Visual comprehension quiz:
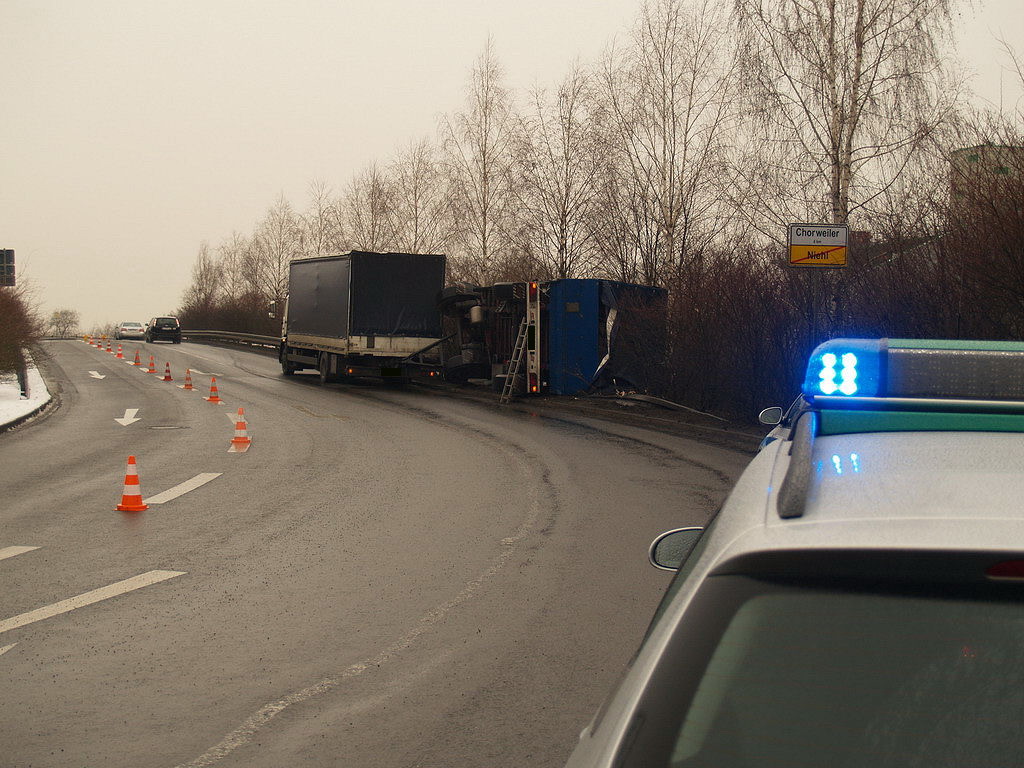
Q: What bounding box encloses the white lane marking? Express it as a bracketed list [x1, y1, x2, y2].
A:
[115, 408, 141, 426]
[0, 546, 39, 562]
[189, 369, 221, 377]
[0, 570, 186, 635]
[0, 643, 16, 656]
[88, 371, 106, 379]
[144, 473, 221, 504]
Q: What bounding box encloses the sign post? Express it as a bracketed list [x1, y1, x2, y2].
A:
[0, 250, 14, 287]
[788, 225, 848, 268]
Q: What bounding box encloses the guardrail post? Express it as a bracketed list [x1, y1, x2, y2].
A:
[17, 364, 29, 398]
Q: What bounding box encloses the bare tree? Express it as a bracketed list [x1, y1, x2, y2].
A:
[596, 0, 737, 285]
[48, 309, 80, 338]
[442, 38, 518, 283]
[343, 164, 392, 252]
[514, 66, 600, 279]
[249, 195, 303, 309]
[732, 0, 962, 229]
[302, 179, 346, 257]
[179, 242, 222, 326]
[588, 152, 665, 285]
[216, 231, 251, 302]
[386, 139, 451, 254]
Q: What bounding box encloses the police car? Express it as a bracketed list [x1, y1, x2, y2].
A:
[565, 338, 1024, 767]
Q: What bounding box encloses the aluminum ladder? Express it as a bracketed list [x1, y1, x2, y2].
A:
[500, 319, 528, 405]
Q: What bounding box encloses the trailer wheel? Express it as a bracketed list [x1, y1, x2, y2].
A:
[318, 353, 332, 384]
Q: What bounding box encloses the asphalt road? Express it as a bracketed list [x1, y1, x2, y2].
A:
[0, 340, 752, 768]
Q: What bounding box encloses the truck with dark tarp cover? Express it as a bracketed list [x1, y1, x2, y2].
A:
[279, 251, 446, 383]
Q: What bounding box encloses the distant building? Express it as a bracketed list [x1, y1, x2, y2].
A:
[950, 144, 1023, 202]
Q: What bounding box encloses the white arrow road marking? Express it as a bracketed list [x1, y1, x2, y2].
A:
[0, 643, 17, 656]
[88, 371, 106, 379]
[115, 408, 141, 426]
[144, 473, 221, 504]
[0, 546, 39, 562]
[0, 570, 186, 635]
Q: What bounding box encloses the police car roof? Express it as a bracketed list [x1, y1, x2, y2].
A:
[712, 338, 1024, 562]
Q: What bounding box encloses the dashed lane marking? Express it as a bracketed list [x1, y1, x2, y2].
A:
[0, 570, 186, 635]
[0, 546, 39, 562]
[144, 473, 222, 505]
[0, 643, 16, 656]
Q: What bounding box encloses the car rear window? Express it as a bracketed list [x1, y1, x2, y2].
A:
[154, 318, 179, 328]
[622, 574, 1024, 767]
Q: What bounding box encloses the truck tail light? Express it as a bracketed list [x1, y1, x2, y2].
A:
[529, 373, 539, 393]
[986, 561, 1024, 580]
[528, 281, 538, 300]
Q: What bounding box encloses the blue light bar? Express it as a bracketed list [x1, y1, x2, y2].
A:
[802, 338, 1024, 404]
[803, 339, 884, 398]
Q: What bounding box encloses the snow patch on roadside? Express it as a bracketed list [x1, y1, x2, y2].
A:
[0, 360, 51, 428]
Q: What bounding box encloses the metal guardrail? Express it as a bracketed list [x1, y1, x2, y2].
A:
[180, 330, 279, 351]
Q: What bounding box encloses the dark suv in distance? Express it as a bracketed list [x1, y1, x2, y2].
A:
[146, 316, 182, 343]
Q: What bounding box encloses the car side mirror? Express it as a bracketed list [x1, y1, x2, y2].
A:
[758, 406, 784, 426]
[648, 527, 704, 571]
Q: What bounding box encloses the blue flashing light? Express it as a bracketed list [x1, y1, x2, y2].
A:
[803, 339, 884, 398]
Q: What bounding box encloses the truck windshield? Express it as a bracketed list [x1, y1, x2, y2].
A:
[625, 576, 1024, 767]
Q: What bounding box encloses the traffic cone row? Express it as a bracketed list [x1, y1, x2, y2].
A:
[115, 405, 252, 509]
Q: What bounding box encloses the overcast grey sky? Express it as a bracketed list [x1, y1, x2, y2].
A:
[2, 0, 1021, 331]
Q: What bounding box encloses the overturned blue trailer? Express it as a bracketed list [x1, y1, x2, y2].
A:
[439, 278, 667, 396]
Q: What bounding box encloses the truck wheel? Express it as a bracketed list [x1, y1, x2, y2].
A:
[280, 347, 295, 376]
[318, 353, 332, 384]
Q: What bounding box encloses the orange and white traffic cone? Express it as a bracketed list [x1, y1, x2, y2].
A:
[205, 376, 223, 403]
[116, 344, 124, 359]
[228, 408, 251, 452]
[106, 340, 113, 353]
[132, 349, 142, 366]
[179, 368, 194, 390]
[115, 455, 148, 512]
[161, 362, 173, 382]
[147, 355, 157, 374]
